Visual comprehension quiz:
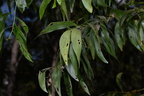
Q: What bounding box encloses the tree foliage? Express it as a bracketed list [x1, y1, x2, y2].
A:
[1, 0, 144, 96]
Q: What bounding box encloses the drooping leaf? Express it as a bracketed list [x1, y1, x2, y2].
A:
[116, 72, 123, 91]
[60, 30, 71, 65]
[39, 0, 51, 19]
[61, 0, 68, 20]
[90, 30, 108, 63]
[82, 46, 94, 80]
[82, 0, 93, 13]
[101, 24, 117, 58]
[52, 0, 57, 8]
[68, 0, 75, 13]
[17, 17, 29, 35]
[38, 70, 48, 93]
[15, 0, 27, 11]
[114, 22, 126, 51]
[66, 63, 79, 81]
[78, 75, 90, 95]
[63, 72, 73, 96]
[0, 13, 9, 52]
[52, 62, 62, 96]
[39, 21, 77, 36]
[69, 44, 78, 75]
[128, 26, 142, 51]
[13, 24, 33, 62]
[71, 28, 82, 64]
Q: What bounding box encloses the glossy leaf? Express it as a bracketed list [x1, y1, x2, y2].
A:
[39, 0, 51, 19]
[39, 21, 77, 36]
[66, 63, 79, 81]
[38, 70, 48, 93]
[13, 24, 33, 62]
[82, 0, 93, 13]
[15, 0, 27, 11]
[52, 62, 62, 96]
[91, 30, 108, 63]
[63, 72, 73, 96]
[69, 44, 78, 75]
[17, 18, 29, 35]
[0, 13, 9, 52]
[71, 28, 82, 64]
[116, 72, 123, 91]
[60, 30, 71, 65]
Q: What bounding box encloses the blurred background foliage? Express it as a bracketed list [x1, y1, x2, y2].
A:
[0, 0, 144, 96]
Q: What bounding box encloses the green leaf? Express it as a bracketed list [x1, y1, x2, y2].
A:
[68, 0, 75, 13]
[101, 24, 117, 58]
[78, 75, 90, 95]
[0, 13, 9, 52]
[17, 18, 29, 35]
[15, 0, 27, 11]
[71, 28, 82, 64]
[60, 30, 71, 65]
[13, 24, 33, 62]
[110, 9, 126, 20]
[26, 0, 33, 7]
[114, 22, 125, 51]
[52, 0, 57, 8]
[82, 0, 93, 13]
[63, 72, 73, 96]
[52, 62, 62, 96]
[39, 21, 77, 36]
[66, 63, 79, 81]
[38, 70, 48, 93]
[39, 0, 51, 19]
[69, 44, 78, 75]
[61, 0, 68, 20]
[116, 72, 123, 91]
[85, 33, 95, 59]
[57, 0, 62, 5]
[128, 26, 142, 51]
[96, 0, 107, 7]
[90, 30, 108, 63]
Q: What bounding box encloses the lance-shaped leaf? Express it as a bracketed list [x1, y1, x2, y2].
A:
[13, 24, 33, 62]
[91, 30, 108, 63]
[39, 21, 77, 36]
[116, 72, 123, 91]
[69, 44, 78, 75]
[63, 72, 73, 96]
[69, 0, 75, 13]
[57, 0, 62, 5]
[82, 0, 93, 13]
[71, 28, 82, 64]
[128, 26, 142, 51]
[15, 0, 27, 11]
[61, 0, 68, 20]
[17, 18, 29, 35]
[38, 70, 48, 93]
[52, 62, 62, 96]
[96, 0, 107, 7]
[60, 30, 71, 65]
[39, 0, 51, 19]
[66, 63, 79, 81]
[0, 13, 9, 52]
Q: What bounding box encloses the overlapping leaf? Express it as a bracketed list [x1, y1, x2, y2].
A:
[13, 24, 33, 62]
[60, 30, 71, 65]
[15, 0, 27, 11]
[39, 21, 77, 36]
[71, 28, 82, 64]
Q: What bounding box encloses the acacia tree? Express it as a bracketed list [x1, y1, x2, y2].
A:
[1, 0, 144, 96]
